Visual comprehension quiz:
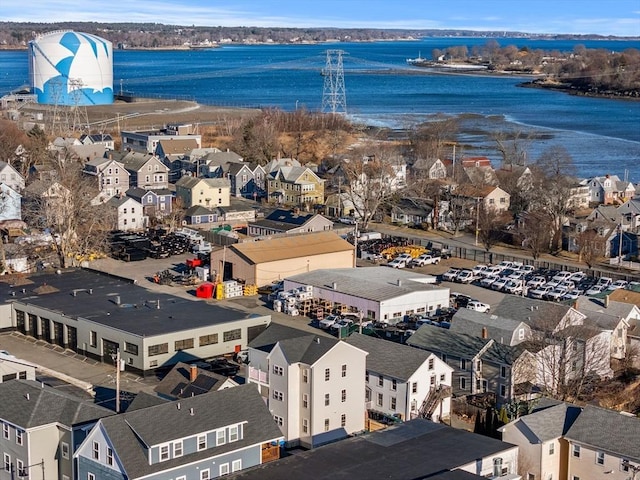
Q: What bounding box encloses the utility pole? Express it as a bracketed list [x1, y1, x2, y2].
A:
[353, 220, 359, 268]
[618, 223, 623, 270]
[475, 197, 481, 247]
[111, 349, 122, 413]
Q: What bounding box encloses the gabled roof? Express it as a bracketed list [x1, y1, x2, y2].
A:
[345, 333, 440, 381]
[249, 323, 321, 353]
[230, 231, 353, 264]
[120, 152, 164, 172]
[455, 183, 506, 199]
[264, 157, 300, 173]
[505, 402, 581, 442]
[106, 196, 141, 209]
[575, 296, 638, 330]
[0, 379, 112, 428]
[156, 138, 200, 155]
[176, 176, 229, 189]
[98, 384, 283, 479]
[154, 362, 236, 399]
[227, 162, 252, 176]
[275, 335, 342, 365]
[450, 309, 527, 343]
[125, 391, 168, 412]
[184, 205, 216, 217]
[565, 405, 640, 461]
[264, 208, 315, 226]
[492, 296, 578, 329]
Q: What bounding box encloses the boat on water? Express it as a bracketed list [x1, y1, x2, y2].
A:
[406, 52, 427, 65]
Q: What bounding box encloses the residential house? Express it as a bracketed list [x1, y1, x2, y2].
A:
[461, 157, 493, 168]
[82, 157, 130, 200]
[154, 362, 238, 401]
[0, 352, 36, 383]
[199, 150, 245, 178]
[0, 161, 25, 192]
[575, 295, 640, 360]
[125, 187, 173, 218]
[121, 124, 202, 154]
[22, 179, 71, 227]
[156, 138, 203, 181]
[618, 197, 640, 234]
[0, 379, 112, 480]
[246, 326, 367, 448]
[565, 405, 640, 480]
[266, 165, 325, 207]
[247, 208, 333, 237]
[345, 333, 453, 423]
[175, 176, 230, 208]
[0, 184, 21, 222]
[462, 165, 499, 186]
[410, 157, 448, 180]
[455, 184, 511, 213]
[80, 133, 115, 151]
[227, 162, 266, 199]
[75, 385, 284, 479]
[118, 151, 169, 190]
[106, 196, 145, 231]
[568, 182, 591, 211]
[264, 157, 300, 173]
[407, 325, 526, 405]
[499, 401, 582, 480]
[390, 197, 434, 227]
[609, 289, 640, 368]
[230, 419, 520, 480]
[583, 174, 636, 205]
[450, 309, 532, 347]
[183, 205, 222, 227]
[324, 192, 358, 218]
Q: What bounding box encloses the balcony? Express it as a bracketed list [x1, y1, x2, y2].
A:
[261, 443, 281, 463]
[248, 366, 269, 384]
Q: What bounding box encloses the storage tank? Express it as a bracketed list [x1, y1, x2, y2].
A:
[28, 30, 113, 106]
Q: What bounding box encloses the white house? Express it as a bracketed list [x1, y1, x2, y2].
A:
[345, 333, 453, 423]
[0, 161, 25, 192]
[0, 183, 21, 221]
[0, 351, 37, 383]
[106, 196, 145, 231]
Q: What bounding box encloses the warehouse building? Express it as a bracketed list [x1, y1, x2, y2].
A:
[0, 269, 270, 375]
[209, 231, 355, 286]
[283, 267, 449, 324]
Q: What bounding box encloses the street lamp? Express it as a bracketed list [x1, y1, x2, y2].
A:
[475, 197, 481, 247]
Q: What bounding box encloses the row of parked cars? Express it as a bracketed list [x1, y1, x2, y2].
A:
[386, 252, 442, 269]
[441, 261, 637, 302]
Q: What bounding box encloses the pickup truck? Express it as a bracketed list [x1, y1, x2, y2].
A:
[410, 254, 441, 267]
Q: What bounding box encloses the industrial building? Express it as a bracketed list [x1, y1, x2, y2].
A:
[28, 31, 113, 105]
[209, 231, 355, 286]
[0, 269, 270, 375]
[283, 267, 449, 323]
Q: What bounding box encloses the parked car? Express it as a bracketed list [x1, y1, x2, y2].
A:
[607, 279, 628, 290]
[503, 280, 524, 295]
[526, 276, 547, 289]
[596, 277, 613, 288]
[472, 264, 489, 277]
[442, 268, 461, 281]
[319, 314, 341, 329]
[339, 217, 357, 225]
[569, 271, 587, 283]
[491, 277, 509, 291]
[480, 275, 500, 288]
[467, 301, 491, 313]
[552, 271, 573, 283]
[529, 285, 554, 299]
[518, 265, 535, 275]
[395, 253, 414, 263]
[585, 284, 606, 296]
[387, 258, 407, 269]
[455, 269, 476, 284]
[546, 287, 569, 302]
[411, 253, 441, 266]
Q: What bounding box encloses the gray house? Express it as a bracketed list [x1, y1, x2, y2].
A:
[248, 208, 333, 237]
[450, 309, 532, 346]
[0, 379, 112, 480]
[75, 385, 284, 479]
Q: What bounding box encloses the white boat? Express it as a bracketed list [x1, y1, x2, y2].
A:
[406, 52, 426, 65]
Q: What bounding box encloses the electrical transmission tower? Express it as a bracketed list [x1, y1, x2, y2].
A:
[322, 50, 347, 115]
[68, 78, 89, 134]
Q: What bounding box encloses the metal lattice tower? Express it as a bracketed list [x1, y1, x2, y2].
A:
[322, 50, 347, 115]
[68, 78, 89, 134]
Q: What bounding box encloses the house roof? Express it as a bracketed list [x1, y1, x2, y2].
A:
[176, 176, 229, 189]
[507, 402, 581, 443]
[0, 379, 112, 428]
[565, 405, 640, 461]
[492, 296, 577, 329]
[185, 205, 216, 217]
[157, 138, 200, 155]
[608, 289, 640, 308]
[450, 309, 526, 344]
[248, 323, 321, 353]
[99, 384, 282, 479]
[275, 335, 342, 365]
[455, 183, 505, 199]
[121, 152, 163, 172]
[227, 419, 516, 480]
[285, 267, 445, 303]
[575, 296, 637, 330]
[250, 209, 330, 232]
[106, 195, 140, 209]
[230, 231, 353, 264]
[345, 333, 437, 381]
[154, 362, 234, 399]
[407, 325, 521, 365]
[125, 391, 168, 412]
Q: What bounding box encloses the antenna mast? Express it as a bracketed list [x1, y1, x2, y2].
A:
[322, 50, 347, 115]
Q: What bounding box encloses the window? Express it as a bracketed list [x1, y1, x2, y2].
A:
[232, 459, 242, 472]
[92, 441, 100, 460]
[88, 474, 95, 480]
[390, 397, 396, 410]
[303, 369, 308, 383]
[325, 393, 330, 406]
[273, 390, 283, 401]
[596, 451, 605, 465]
[324, 419, 330, 431]
[341, 414, 346, 427]
[549, 442, 554, 455]
[173, 441, 183, 458]
[303, 418, 308, 433]
[272, 365, 283, 376]
[198, 434, 207, 451]
[572, 444, 581, 457]
[325, 368, 330, 381]
[501, 365, 507, 378]
[274, 415, 283, 426]
[2, 423, 9, 440]
[365, 372, 369, 383]
[460, 377, 467, 390]
[90, 331, 97, 347]
[148, 343, 168, 356]
[160, 445, 169, 461]
[572, 477, 580, 480]
[201, 469, 210, 480]
[223, 329, 241, 341]
[492, 458, 503, 477]
[17, 460, 24, 477]
[341, 389, 347, 402]
[391, 379, 397, 391]
[519, 329, 525, 340]
[460, 359, 467, 370]
[378, 375, 384, 387]
[475, 360, 482, 371]
[500, 384, 507, 397]
[622, 459, 631, 472]
[3, 453, 10, 472]
[124, 342, 138, 355]
[175, 338, 194, 351]
[342, 364, 347, 377]
[440, 374, 445, 382]
[412, 382, 418, 393]
[377, 393, 383, 406]
[219, 463, 230, 476]
[528, 475, 536, 480]
[62, 442, 70, 459]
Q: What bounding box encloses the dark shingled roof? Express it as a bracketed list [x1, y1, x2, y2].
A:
[0, 380, 112, 428]
[345, 333, 434, 381]
[154, 362, 233, 399]
[276, 335, 340, 365]
[125, 391, 168, 412]
[228, 419, 516, 480]
[565, 405, 640, 461]
[510, 402, 581, 442]
[492, 296, 576, 328]
[101, 384, 283, 479]
[248, 323, 323, 353]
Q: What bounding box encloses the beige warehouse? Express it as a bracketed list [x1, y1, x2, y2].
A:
[209, 231, 355, 286]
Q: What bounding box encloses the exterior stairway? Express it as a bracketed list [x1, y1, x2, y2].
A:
[418, 385, 452, 419]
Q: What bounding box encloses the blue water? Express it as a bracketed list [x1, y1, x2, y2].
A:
[1, 37, 639, 181]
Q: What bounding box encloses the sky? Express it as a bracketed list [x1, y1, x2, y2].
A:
[2, 0, 640, 37]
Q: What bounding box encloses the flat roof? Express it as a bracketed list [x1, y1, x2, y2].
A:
[285, 267, 446, 303]
[1, 269, 267, 337]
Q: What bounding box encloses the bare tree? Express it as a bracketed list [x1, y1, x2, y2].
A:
[575, 228, 606, 268]
[517, 211, 552, 260]
[492, 129, 532, 168]
[477, 205, 510, 251]
[408, 117, 458, 162]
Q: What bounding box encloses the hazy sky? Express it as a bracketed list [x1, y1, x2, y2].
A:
[3, 0, 640, 37]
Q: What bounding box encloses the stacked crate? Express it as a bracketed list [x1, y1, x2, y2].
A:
[243, 284, 258, 296]
[223, 280, 244, 299]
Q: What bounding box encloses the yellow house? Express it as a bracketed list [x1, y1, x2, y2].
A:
[175, 176, 230, 208]
[267, 166, 325, 207]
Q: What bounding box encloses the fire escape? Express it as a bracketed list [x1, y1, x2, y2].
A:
[417, 385, 452, 419]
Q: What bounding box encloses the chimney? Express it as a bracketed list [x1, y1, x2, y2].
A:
[332, 282, 337, 290]
[25, 393, 30, 400]
[177, 402, 181, 410]
[315, 337, 320, 344]
[190, 365, 198, 382]
[604, 295, 610, 308]
[397, 279, 402, 287]
[481, 327, 488, 339]
[115, 295, 121, 305]
[189, 408, 194, 416]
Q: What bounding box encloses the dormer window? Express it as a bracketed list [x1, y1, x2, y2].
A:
[217, 429, 226, 445]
